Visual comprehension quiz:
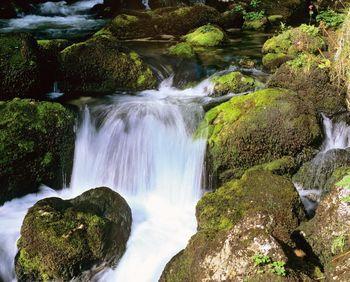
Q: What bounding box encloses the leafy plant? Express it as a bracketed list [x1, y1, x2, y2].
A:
[270, 261, 287, 276]
[244, 11, 265, 21]
[299, 24, 320, 36]
[252, 253, 287, 277]
[252, 253, 271, 266]
[250, 0, 261, 9]
[336, 174, 350, 202]
[316, 9, 345, 28]
[233, 4, 245, 14]
[331, 235, 346, 254]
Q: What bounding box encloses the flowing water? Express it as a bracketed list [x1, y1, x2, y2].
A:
[295, 114, 350, 214]
[0, 78, 211, 282]
[0, 0, 105, 38]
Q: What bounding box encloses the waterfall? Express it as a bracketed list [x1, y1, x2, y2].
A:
[295, 114, 350, 214]
[0, 78, 208, 281]
[142, 0, 150, 10]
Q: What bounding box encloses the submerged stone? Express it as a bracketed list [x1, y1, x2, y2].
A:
[15, 187, 132, 281]
[0, 99, 75, 205]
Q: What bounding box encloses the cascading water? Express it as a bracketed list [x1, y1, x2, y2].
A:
[0, 77, 210, 282]
[295, 114, 350, 214]
[0, 0, 105, 38]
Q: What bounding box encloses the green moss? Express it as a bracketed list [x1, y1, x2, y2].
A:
[268, 15, 284, 24]
[182, 24, 226, 47]
[196, 170, 304, 239]
[211, 71, 262, 97]
[0, 99, 75, 204]
[262, 24, 325, 59]
[112, 14, 138, 28]
[16, 188, 132, 281]
[59, 36, 157, 94]
[0, 33, 47, 99]
[198, 88, 321, 184]
[17, 249, 50, 281]
[243, 18, 267, 30]
[168, 42, 195, 59]
[262, 52, 289, 70]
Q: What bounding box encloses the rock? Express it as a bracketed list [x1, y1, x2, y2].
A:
[99, 4, 220, 39]
[243, 17, 269, 31]
[182, 24, 226, 47]
[15, 187, 132, 281]
[210, 71, 262, 97]
[197, 88, 322, 186]
[262, 52, 292, 70]
[0, 99, 75, 205]
[297, 173, 350, 280]
[267, 54, 347, 116]
[168, 42, 196, 59]
[262, 24, 326, 70]
[0, 0, 33, 19]
[59, 35, 157, 95]
[293, 148, 350, 193]
[0, 33, 49, 100]
[160, 171, 305, 282]
[216, 9, 244, 29]
[38, 39, 71, 84]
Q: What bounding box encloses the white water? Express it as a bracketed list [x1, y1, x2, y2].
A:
[321, 114, 350, 152]
[0, 0, 104, 37]
[295, 114, 350, 213]
[0, 78, 209, 282]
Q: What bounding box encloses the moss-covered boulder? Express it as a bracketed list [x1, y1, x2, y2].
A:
[160, 171, 305, 281]
[182, 24, 226, 47]
[59, 35, 157, 95]
[100, 4, 220, 40]
[243, 17, 268, 31]
[0, 99, 75, 205]
[262, 25, 326, 70]
[198, 88, 322, 186]
[168, 42, 196, 59]
[210, 71, 262, 97]
[297, 174, 350, 280]
[268, 54, 346, 115]
[15, 187, 132, 281]
[0, 33, 49, 100]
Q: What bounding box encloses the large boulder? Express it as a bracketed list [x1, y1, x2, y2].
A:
[59, 35, 157, 95]
[160, 171, 306, 281]
[297, 173, 350, 280]
[198, 88, 322, 187]
[262, 24, 326, 71]
[15, 187, 132, 281]
[267, 54, 346, 116]
[99, 4, 220, 39]
[0, 99, 75, 205]
[0, 33, 49, 100]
